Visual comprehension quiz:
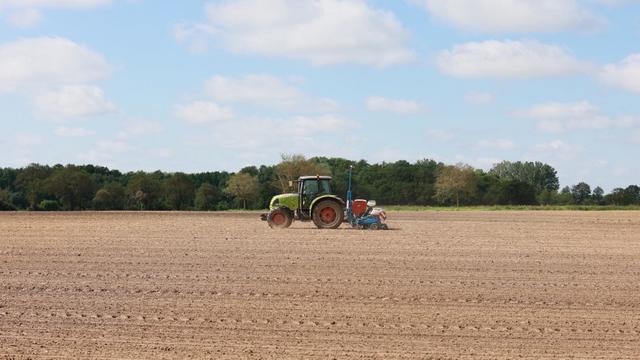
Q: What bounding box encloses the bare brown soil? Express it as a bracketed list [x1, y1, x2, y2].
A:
[1, 211, 639, 359]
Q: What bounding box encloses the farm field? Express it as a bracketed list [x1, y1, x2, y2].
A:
[1, 211, 640, 359]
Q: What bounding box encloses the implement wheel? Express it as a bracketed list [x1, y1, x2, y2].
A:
[267, 208, 293, 229]
[312, 200, 343, 229]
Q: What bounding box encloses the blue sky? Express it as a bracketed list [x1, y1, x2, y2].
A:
[1, 0, 639, 190]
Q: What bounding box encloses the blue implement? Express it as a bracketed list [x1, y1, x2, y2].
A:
[345, 165, 388, 230]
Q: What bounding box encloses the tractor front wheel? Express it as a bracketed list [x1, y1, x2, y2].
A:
[312, 201, 343, 229]
[267, 208, 293, 229]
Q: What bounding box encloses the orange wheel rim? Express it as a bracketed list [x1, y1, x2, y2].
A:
[272, 213, 285, 225]
[320, 207, 336, 223]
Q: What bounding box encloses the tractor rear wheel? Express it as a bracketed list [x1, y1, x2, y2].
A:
[312, 201, 343, 229]
[267, 208, 293, 229]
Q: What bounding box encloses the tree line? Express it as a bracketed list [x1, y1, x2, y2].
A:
[0, 155, 638, 211]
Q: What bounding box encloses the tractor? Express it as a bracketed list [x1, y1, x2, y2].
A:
[260, 167, 388, 230]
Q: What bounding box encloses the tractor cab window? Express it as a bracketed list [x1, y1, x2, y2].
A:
[318, 179, 331, 194]
[303, 180, 318, 197]
[304, 179, 331, 196]
[301, 179, 332, 208]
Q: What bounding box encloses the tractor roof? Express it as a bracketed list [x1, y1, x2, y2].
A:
[298, 175, 332, 181]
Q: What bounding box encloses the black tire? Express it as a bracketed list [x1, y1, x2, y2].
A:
[267, 208, 293, 229]
[312, 200, 343, 229]
[369, 223, 380, 230]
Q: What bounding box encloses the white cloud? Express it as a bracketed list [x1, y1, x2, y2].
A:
[177, 71, 354, 159]
[179, 0, 414, 66]
[0, 0, 111, 27]
[96, 140, 127, 153]
[180, 110, 355, 155]
[173, 23, 217, 54]
[0, 37, 115, 121]
[594, 0, 640, 5]
[0, 0, 110, 8]
[519, 101, 599, 119]
[118, 121, 164, 138]
[612, 167, 630, 177]
[15, 134, 44, 147]
[209, 114, 354, 151]
[472, 157, 503, 169]
[601, 54, 640, 93]
[123, 121, 164, 135]
[516, 101, 639, 133]
[477, 139, 516, 150]
[426, 129, 455, 141]
[2, 133, 45, 167]
[534, 140, 582, 160]
[79, 139, 128, 163]
[366, 96, 424, 115]
[146, 148, 173, 159]
[415, 0, 602, 33]
[6, 8, 42, 27]
[35, 85, 116, 118]
[206, 74, 299, 104]
[437, 40, 590, 79]
[204, 74, 338, 112]
[175, 101, 235, 125]
[0, 37, 112, 93]
[283, 114, 348, 137]
[54, 127, 96, 137]
[464, 92, 495, 105]
[78, 120, 166, 166]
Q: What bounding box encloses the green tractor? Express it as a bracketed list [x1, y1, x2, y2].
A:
[260, 176, 345, 229]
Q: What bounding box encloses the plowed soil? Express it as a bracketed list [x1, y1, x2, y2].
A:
[1, 211, 639, 359]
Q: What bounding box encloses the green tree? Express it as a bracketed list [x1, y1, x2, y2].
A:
[0, 188, 11, 203]
[476, 171, 501, 205]
[273, 154, 331, 192]
[571, 182, 591, 205]
[14, 164, 52, 209]
[256, 165, 278, 208]
[606, 185, 640, 205]
[0, 168, 18, 191]
[38, 200, 60, 211]
[163, 173, 195, 210]
[490, 161, 559, 193]
[497, 180, 538, 205]
[554, 186, 574, 205]
[225, 173, 260, 209]
[604, 188, 624, 205]
[127, 172, 163, 210]
[314, 157, 359, 200]
[195, 183, 221, 210]
[435, 164, 478, 207]
[625, 185, 640, 204]
[93, 183, 126, 210]
[239, 166, 259, 177]
[0, 188, 16, 211]
[537, 189, 557, 205]
[45, 166, 96, 210]
[413, 159, 443, 205]
[592, 186, 605, 205]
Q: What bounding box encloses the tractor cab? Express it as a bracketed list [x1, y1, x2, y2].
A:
[298, 176, 332, 210]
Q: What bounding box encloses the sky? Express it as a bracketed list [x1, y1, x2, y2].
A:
[0, 0, 639, 191]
